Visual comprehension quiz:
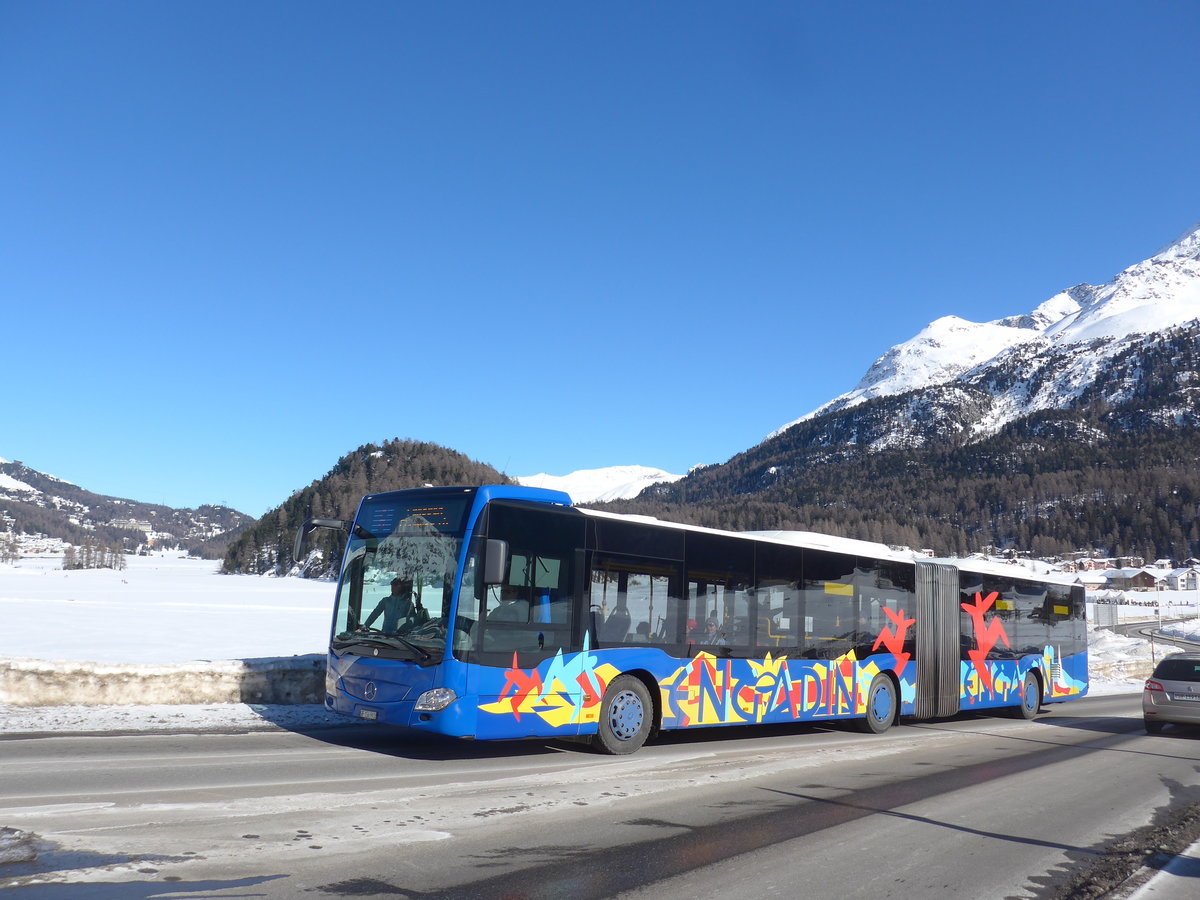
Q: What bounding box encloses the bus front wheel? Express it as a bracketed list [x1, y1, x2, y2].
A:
[593, 675, 652, 755]
[858, 673, 897, 734]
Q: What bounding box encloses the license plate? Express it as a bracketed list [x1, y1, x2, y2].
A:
[358, 708, 379, 720]
[1170, 694, 1200, 702]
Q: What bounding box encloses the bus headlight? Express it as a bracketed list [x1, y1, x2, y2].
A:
[414, 688, 457, 712]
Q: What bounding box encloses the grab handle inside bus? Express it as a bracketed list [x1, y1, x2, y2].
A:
[483, 539, 509, 584]
[293, 517, 349, 563]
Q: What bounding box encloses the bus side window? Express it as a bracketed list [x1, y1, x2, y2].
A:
[802, 549, 858, 659]
[590, 554, 681, 647]
[685, 531, 753, 654]
[482, 553, 575, 654]
[754, 542, 805, 653]
[960, 575, 1019, 660]
[755, 584, 803, 651]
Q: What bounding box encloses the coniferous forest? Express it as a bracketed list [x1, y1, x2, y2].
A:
[599, 415, 1200, 562]
[220, 439, 513, 576]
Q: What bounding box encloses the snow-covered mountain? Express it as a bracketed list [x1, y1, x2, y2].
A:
[771, 223, 1200, 444]
[0, 455, 73, 495]
[518, 465, 683, 503]
[0, 456, 250, 551]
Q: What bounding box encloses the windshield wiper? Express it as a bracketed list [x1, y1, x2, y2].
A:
[336, 633, 432, 661]
[381, 634, 431, 661]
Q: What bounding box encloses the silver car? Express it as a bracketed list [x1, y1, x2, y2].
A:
[1143, 651, 1200, 733]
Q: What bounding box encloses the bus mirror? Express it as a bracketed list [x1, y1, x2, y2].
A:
[293, 517, 348, 563]
[483, 539, 509, 584]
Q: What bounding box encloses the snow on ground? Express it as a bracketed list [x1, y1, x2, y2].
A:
[0, 700, 355, 734]
[0, 551, 331, 663]
[1157, 618, 1200, 642]
[0, 551, 1185, 735]
[1086, 629, 1160, 694]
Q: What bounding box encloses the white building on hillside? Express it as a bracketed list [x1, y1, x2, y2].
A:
[1166, 567, 1200, 592]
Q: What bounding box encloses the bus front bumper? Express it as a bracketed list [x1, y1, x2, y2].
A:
[326, 654, 477, 738]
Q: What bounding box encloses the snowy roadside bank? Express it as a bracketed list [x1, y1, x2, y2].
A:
[0, 701, 360, 736]
[0, 654, 325, 706]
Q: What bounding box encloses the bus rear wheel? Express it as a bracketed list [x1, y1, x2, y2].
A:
[1013, 672, 1041, 720]
[858, 673, 896, 734]
[592, 675, 652, 755]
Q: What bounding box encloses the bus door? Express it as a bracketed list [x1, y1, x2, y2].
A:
[914, 562, 961, 719]
[467, 502, 589, 739]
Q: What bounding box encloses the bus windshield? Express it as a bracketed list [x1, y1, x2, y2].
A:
[330, 493, 471, 665]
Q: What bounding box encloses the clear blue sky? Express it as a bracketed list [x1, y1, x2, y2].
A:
[4, 2, 1198, 516]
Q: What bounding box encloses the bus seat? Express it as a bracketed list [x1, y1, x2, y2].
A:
[603, 607, 631, 643]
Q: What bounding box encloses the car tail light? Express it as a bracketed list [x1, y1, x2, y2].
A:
[1145, 679, 1165, 692]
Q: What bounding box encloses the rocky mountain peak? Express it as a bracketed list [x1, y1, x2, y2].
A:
[771, 224, 1200, 442]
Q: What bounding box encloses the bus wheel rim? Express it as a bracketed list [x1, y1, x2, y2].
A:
[871, 682, 892, 721]
[609, 689, 644, 740]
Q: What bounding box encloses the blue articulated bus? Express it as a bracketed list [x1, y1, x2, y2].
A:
[295, 485, 1088, 754]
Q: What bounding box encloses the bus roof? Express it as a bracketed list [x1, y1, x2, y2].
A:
[926, 555, 1081, 587]
[573, 505, 916, 563]
[573, 505, 1078, 584]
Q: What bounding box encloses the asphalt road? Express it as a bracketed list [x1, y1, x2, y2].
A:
[2, 692, 1198, 899]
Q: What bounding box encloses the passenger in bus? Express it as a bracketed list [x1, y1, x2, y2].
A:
[628, 621, 651, 643]
[700, 618, 727, 646]
[362, 578, 416, 633]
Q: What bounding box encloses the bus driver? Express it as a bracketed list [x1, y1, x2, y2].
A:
[363, 577, 417, 633]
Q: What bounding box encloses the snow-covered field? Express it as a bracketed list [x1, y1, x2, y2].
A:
[0, 551, 331, 663]
[1, 551, 1193, 736]
[0, 552, 345, 733]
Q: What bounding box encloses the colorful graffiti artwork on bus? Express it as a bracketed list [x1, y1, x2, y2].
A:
[961, 590, 1011, 696]
[477, 637, 920, 733]
[960, 589, 1025, 706]
[957, 589, 1088, 706]
[657, 650, 902, 727]
[872, 605, 916, 673]
[658, 651, 807, 727]
[1045, 644, 1088, 697]
[959, 646, 1087, 707]
[477, 638, 623, 729]
[960, 657, 1020, 706]
[473, 591, 1085, 731]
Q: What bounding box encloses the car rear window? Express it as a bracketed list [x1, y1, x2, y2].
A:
[1153, 658, 1200, 681]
